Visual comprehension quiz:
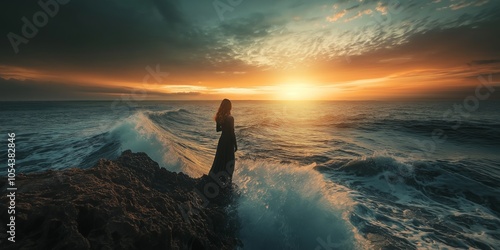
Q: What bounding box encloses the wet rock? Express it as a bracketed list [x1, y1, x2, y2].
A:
[0, 150, 241, 250]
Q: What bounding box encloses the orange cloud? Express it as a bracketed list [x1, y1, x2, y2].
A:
[344, 9, 373, 22]
[376, 2, 388, 15]
[326, 9, 347, 22]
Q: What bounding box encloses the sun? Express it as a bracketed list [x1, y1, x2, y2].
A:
[278, 83, 316, 100]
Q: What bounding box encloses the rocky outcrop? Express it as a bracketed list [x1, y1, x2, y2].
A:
[0, 150, 241, 250]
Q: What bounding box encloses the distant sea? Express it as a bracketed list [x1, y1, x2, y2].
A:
[1, 100, 499, 249]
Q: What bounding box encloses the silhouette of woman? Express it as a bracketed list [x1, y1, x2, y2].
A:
[209, 99, 237, 185]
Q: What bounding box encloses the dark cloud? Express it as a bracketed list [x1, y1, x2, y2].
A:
[150, 0, 185, 24]
[2, 0, 499, 75]
[218, 13, 286, 42]
[0, 0, 228, 78]
[345, 4, 360, 11]
[470, 60, 500, 65]
[0, 77, 202, 101]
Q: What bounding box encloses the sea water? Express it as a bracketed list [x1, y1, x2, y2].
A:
[1, 100, 499, 249]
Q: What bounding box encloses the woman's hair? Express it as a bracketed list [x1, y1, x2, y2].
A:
[215, 99, 232, 123]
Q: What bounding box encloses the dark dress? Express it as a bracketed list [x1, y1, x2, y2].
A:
[209, 115, 237, 181]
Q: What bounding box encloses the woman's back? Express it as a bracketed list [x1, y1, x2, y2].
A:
[217, 115, 234, 135]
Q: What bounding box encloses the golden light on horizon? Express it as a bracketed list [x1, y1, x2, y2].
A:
[277, 83, 317, 100]
[2, 63, 495, 101]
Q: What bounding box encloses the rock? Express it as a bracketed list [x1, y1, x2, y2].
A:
[0, 150, 241, 250]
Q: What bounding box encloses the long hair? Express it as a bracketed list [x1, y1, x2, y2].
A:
[215, 99, 232, 124]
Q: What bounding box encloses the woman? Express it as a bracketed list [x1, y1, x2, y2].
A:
[209, 99, 237, 185]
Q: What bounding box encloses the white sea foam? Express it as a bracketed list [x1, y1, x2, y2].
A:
[232, 159, 365, 249]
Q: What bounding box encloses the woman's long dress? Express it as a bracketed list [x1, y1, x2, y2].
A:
[209, 115, 236, 180]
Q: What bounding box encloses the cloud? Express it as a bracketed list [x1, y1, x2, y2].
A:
[344, 9, 373, 22]
[2, 0, 499, 72]
[150, 0, 185, 24]
[475, 0, 491, 7]
[213, 0, 500, 69]
[345, 4, 360, 11]
[447, 0, 490, 10]
[470, 59, 500, 65]
[0, 0, 231, 79]
[0, 78, 202, 101]
[310, 15, 500, 91]
[375, 2, 388, 15]
[450, 1, 474, 10]
[326, 9, 348, 22]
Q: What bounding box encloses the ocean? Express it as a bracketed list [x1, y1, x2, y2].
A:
[1, 100, 499, 249]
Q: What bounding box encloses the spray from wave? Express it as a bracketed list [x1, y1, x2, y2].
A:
[234, 159, 364, 249]
[108, 110, 215, 176]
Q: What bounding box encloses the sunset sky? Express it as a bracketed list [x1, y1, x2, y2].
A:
[1, 0, 500, 100]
